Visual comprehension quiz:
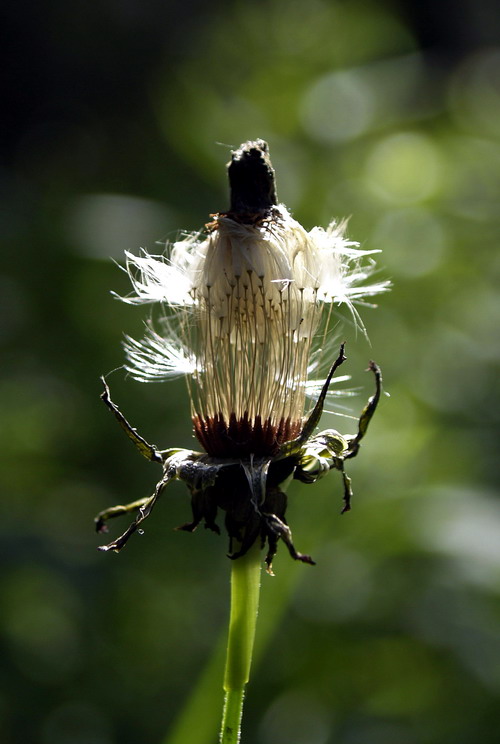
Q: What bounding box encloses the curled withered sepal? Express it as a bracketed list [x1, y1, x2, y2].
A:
[96, 344, 382, 574]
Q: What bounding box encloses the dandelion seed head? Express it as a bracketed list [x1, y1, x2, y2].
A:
[99, 141, 388, 565]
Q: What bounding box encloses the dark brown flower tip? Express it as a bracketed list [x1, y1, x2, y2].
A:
[193, 412, 302, 458]
[227, 139, 278, 219]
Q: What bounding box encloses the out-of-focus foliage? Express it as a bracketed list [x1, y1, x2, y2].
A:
[2, 1, 500, 743]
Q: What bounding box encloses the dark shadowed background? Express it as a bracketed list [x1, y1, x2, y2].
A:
[2, 1, 500, 742]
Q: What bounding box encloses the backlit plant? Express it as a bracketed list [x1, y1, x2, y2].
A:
[96, 140, 388, 743]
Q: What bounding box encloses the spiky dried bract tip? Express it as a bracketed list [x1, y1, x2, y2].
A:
[227, 139, 277, 218]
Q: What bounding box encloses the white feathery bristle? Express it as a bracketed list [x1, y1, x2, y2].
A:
[120, 205, 389, 428]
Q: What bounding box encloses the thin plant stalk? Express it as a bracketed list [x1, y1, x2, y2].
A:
[220, 540, 262, 744]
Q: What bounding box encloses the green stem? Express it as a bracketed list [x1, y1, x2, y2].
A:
[219, 541, 262, 744]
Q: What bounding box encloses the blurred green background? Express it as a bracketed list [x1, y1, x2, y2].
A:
[3, 0, 500, 742]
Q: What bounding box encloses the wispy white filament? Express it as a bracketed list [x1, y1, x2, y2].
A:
[121, 204, 389, 430]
